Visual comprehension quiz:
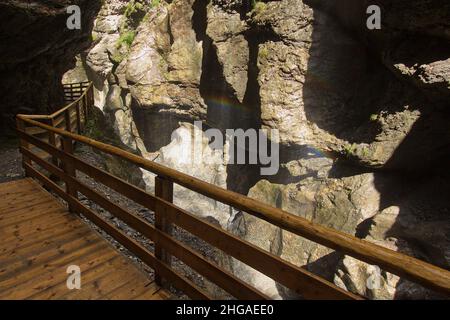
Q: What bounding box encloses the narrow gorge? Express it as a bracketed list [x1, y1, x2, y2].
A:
[1, 0, 449, 300]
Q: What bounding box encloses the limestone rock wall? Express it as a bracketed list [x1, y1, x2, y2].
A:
[80, 0, 450, 299]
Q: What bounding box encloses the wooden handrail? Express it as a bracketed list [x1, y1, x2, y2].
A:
[17, 128, 359, 300]
[22, 161, 211, 300]
[15, 82, 450, 299]
[21, 145, 268, 299]
[25, 82, 93, 121]
[16, 115, 450, 297]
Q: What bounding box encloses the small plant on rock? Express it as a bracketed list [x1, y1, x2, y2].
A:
[259, 46, 269, 60]
[117, 30, 136, 49]
[124, 1, 144, 18]
[151, 0, 160, 7]
[251, 0, 267, 15]
[343, 143, 357, 157]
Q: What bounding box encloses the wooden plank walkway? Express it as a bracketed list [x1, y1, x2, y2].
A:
[0, 178, 171, 300]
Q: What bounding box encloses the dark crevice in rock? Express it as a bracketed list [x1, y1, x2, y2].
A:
[119, 88, 130, 108]
[132, 102, 190, 152]
[193, 0, 243, 130]
[192, 0, 208, 44]
[301, 5, 450, 176]
[303, 8, 388, 145]
[167, 11, 175, 46]
[0, 0, 102, 135]
[240, 0, 254, 19]
[193, 1, 262, 195]
[245, 22, 285, 45]
[224, 29, 272, 195]
[242, 32, 262, 130]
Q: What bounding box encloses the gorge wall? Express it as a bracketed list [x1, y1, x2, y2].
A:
[78, 0, 450, 299]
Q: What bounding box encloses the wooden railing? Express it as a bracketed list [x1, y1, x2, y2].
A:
[15, 83, 450, 300]
[17, 82, 94, 162]
[63, 81, 91, 104]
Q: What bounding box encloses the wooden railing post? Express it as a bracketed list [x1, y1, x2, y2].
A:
[75, 101, 82, 134]
[90, 85, 94, 108]
[155, 175, 174, 286]
[16, 117, 31, 176]
[64, 109, 72, 133]
[88, 85, 94, 116]
[62, 135, 77, 213]
[81, 98, 87, 130]
[70, 83, 74, 101]
[46, 118, 59, 168]
[64, 108, 75, 150]
[83, 89, 89, 121]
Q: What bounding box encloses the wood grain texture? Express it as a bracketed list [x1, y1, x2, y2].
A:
[17, 116, 450, 296]
[0, 179, 170, 300]
[20, 142, 346, 299]
[15, 82, 450, 299]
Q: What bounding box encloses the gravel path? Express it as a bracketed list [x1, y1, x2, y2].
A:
[0, 138, 24, 183]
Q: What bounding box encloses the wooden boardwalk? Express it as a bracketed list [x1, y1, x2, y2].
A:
[0, 179, 170, 300]
[11, 83, 450, 299]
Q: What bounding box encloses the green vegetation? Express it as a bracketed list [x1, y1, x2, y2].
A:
[111, 52, 126, 64]
[158, 56, 168, 68]
[124, 0, 144, 18]
[112, 29, 136, 63]
[125, 0, 160, 18]
[251, 0, 267, 14]
[142, 13, 150, 23]
[151, 0, 160, 7]
[112, 0, 165, 64]
[84, 110, 105, 142]
[84, 107, 127, 149]
[361, 147, 370, 158]
[370, 114, 378, 122]
[91, 32, 99, 42]
[117, 30, 136, 49]
[259, 46, 269, 60]
[343, 143, 357, 157]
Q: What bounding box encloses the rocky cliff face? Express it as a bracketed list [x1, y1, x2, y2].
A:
[80, 0, 450, 299]
[0, 0, 101, 135]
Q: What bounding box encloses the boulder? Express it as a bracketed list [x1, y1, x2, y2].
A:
[227, 173, 381, 298]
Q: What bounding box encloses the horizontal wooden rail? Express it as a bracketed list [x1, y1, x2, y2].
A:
[18, 82, 93, 167]
[16, 116, 450, 297]
[18, 131, 356, 299]
[15, 81, 450, 299]
[23, 161, 210, 300]
[18, 130, 157, 211]
[21, 146, 270, 300]
[63, 82, 90, 104]
[22, 82, 92, 121]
